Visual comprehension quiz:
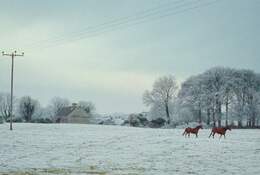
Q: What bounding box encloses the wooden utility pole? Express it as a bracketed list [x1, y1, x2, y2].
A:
[2, 51, 24, 130]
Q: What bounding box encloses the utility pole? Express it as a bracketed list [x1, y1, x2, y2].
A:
[2, 51, 24, 130]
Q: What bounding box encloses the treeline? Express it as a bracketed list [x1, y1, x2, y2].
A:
[144, 67, 260, 128]
[0, 95, 95, 123]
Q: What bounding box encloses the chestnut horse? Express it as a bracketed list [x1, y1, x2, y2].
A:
[182, 125, 203, 138]
[209, 126, 231, 139]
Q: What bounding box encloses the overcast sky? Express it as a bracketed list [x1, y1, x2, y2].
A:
[0, 0, 259, 114]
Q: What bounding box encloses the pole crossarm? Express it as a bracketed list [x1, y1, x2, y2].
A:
[2, 51, 24, 57]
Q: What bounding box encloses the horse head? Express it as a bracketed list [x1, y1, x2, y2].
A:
[197, 125, 203, 129]
[225, 126, 232, 131]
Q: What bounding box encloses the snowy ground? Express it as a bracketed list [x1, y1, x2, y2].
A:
[0, 123, 259, 175]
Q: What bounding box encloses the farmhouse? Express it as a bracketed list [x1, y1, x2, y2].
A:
[55, 103, 92, 124]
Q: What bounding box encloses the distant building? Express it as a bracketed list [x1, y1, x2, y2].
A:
[55, 103, 92, 124]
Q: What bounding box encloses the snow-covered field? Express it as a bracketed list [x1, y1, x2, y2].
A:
[0, 123, 259, 175]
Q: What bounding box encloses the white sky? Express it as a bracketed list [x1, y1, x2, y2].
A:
[0, 0, 259, 114]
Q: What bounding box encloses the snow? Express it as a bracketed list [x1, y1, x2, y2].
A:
[175, 122, 211, 129]
[0, 123, 259, 175]
[93, 113, 128, 125]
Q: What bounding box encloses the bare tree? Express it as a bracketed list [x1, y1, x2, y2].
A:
[221, 69, 240, 126]
[176, 67, 260, 128]
[0, 93, 14, 121]
[78, 101, 95, 114]
[0, 95, 3, 123]
[204, 67, 227, 127]
[143, 75, 178, 125]
[232, 69, 260, 127]
[178, 76, 205, 123]
[18, 96, 39, 122]
[50, 97, 70, 120]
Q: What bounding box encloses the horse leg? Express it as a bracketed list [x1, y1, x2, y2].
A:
[209, 132, 212, 138]
[196, 133, 198, 138]
[212, 133, 215, 138]
[220, 134, 222, 139]
[224, 134, 226, 139]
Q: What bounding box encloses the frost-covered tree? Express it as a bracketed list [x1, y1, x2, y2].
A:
[201, 80, 215, 125]
[178, 75, 205, 123]
[0, 93, 15, 121]
[177, 67, 260, 128]
[222, 70, 236, 126]
[18, 96, 39, 122]
[231, 69, 260, 127]
[176, 106, 194, 125]
[49, 97, 70, 119]
[203, 67, 228, 126]
[246, 91, 260, 127]
[253, 92, 260, 126]
[78, 101, 96, 114]
[147, 101, 172, 121]
[0, 95, 3, 123]
[143, 75, 178, 124]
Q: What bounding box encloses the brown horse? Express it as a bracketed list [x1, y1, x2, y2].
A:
[209, 126, 231, 139]
[182, 125, 203, 138]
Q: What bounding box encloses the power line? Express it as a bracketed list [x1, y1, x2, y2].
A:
[26, 0, 202, 49]
[24, 0, 186, 49]
[2, 51, 24, 131]
[60, 0, 219, 45]
[24, 0, 220, 50]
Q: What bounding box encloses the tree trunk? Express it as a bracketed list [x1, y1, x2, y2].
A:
[215, 95, 221, 127]
[212, 108, 216, 127]
[165, 102, 170, 125]
[198, 108, 202, 124]
[247, 119, 250, 127]
[238, 120, 242, 128]
[252, 113, 256, 128]
[250, 96, 256, 128]
[225, 100, 228, 127]
[238, 93, 245, 128]
[217, 101, 222, 127]
[207, 108, 210, 125]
